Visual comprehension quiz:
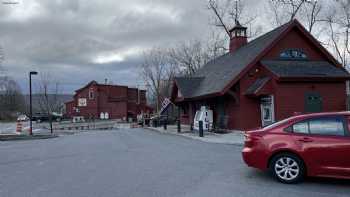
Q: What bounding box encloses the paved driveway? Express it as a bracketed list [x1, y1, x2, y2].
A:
[0, 128, 349, 197]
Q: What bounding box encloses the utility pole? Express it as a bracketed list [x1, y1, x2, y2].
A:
[235, 0, 238, 23]
[29, 71, 38, 135]
[43, 84, 53, 134]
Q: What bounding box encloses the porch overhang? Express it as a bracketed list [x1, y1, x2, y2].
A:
[173, 92, 222, 103]
[261, 60, 350, 81]
[244, 76, 271, 97]
[276, 76, 350, 82]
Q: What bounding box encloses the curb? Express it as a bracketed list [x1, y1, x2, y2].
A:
[144, 127, 243, 146]
[0, 134, 59, 141]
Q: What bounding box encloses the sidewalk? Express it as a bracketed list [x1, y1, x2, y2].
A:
[146, 125, 244, 145]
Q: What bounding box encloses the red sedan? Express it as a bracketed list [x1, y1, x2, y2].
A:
[242, 111, 350, 184]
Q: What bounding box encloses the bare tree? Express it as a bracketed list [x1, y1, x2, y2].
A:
[326, 15, 346, 66]
[302, 0, 323, 33]
[168, 38, 225, 76]
[323, 0, 350, 67]
[208, 0, 231, 36]
[269, 0, 307, 26]
[208, 0, 262, 39]
[206, 30, 228, 57]
[0, 46, 5, 74]
[168, 41, 204, 76]
[37, 72, 63, 133]
[268, 0, 324, 34]
[0, 76, 25, 120]
[0, 46, 25, 120]
[140, 48, 178, 113]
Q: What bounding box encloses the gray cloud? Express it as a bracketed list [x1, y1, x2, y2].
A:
[0, 0, 266, 94]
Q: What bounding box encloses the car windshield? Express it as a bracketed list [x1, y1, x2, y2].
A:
[262, 116, 295, 130]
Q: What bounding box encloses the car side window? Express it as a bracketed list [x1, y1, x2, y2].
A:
[309, 117, 345, 136]
[347, 117, 350, 135]
[292, 121, 309, 134]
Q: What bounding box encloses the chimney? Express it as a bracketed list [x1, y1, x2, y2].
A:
[229, 20, 248, 53]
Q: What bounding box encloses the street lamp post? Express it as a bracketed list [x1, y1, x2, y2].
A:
[29, 71, 38, 135]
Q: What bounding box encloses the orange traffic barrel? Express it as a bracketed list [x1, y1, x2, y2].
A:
[16, 121, 22, 133]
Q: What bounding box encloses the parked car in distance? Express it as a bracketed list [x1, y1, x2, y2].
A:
[17, 114, 29, 122]
[31, 112, 63, 123]
[242, 111, 350, 184]
[72, 116, 85, 123]
[150, 115, 177, 127]
[137, 114, 151, 126]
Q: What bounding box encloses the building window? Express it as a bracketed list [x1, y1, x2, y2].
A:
[279, 49, 307, 60]
[89, 89, 94, 100]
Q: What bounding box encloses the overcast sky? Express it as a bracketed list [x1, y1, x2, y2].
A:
[0, 0, 266, 94]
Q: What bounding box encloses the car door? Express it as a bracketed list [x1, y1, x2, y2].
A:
[292, 116, 350, 178]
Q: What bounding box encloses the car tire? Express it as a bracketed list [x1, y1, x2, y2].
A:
[269, 153, 305, 184]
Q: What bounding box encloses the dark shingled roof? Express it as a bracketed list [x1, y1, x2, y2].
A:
[245, 77, 270, 96]
[175, 21, 291, 99]
[261, 60, 350, 78]
[174, 77, 204, 98]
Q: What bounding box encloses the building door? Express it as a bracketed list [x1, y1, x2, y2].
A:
[305, 92, 322, 113]
[260, 95, 275, 127]
[216, 97, 227, 129]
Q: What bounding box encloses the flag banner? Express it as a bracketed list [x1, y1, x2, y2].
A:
[160, 98, 171, 114]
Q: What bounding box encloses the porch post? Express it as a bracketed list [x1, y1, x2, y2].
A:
[177, 105, 181, 133]
[189, 102, 194, 131]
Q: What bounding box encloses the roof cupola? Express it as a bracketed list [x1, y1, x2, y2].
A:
[229, 20, 248, 53]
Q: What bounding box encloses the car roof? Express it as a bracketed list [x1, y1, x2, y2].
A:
[292, 111, 350, 120]
[262, 111, 350, 131]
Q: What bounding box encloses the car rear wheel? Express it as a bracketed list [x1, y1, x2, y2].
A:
[269, 153, 305, 184]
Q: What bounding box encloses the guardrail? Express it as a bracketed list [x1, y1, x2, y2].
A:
[49, 120, 118, 131]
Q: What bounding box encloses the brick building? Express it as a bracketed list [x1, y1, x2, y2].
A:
[65, 81, 151, 120]
[171, 19, 350, 131]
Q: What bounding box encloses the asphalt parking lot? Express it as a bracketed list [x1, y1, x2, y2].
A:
[0, 128, 349, 197]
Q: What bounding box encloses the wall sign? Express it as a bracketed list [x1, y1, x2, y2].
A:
[78, 98, 87, 107]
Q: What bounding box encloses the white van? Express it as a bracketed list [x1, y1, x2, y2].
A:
[73, 116, 85, 123]
[193, 106, 213, 131]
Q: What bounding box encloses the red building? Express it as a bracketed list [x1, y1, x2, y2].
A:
[171, 20, 350, 131]
[65, 81, 151, 120]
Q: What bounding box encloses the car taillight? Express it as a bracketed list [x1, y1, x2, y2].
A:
[244, 133, 260, 147]
[244, 134, 250, 141]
